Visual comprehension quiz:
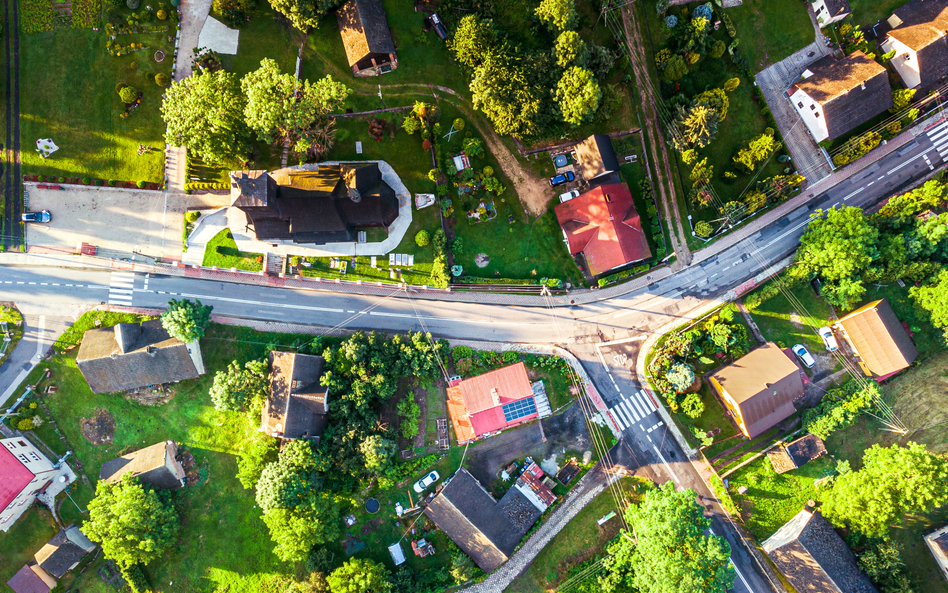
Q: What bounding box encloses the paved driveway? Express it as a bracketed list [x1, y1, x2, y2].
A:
[24, 186, 227, 259]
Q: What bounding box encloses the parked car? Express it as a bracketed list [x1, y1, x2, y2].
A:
[428, 13, 448, 40]
[413, 470, 440, 493]
[791, 344, 816, 368]
[559, 189, 580, 203]
[818, 326, 838, 352]
[549, 171, 575, 187]
[21, 210, 51, 223]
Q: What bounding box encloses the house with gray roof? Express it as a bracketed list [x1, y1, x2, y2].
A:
[337, 0, 397, 76]
[574, 134, 620, 186]
[763, 508, 878, 593]
[34, 526, 96, 579]
[260, 351, 329, 442]
[788, 51, 893, 142]
[76, 320, 204, 394]
[6, 564, 54, 593]
[99, 441, 187, 490]
[882, 0, 948, 91]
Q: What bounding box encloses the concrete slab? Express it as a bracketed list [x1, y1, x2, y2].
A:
[197, 16, 239, 55]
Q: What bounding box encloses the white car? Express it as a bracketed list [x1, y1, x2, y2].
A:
[413, 470, 440, 493]
[792, 344, 816, 368]
[559, 189, 580, 203]
[818, 326, 838, 352]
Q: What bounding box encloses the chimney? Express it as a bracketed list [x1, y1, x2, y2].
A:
[860, 82, 866, 90]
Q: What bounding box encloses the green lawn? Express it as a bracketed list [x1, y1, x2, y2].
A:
[507, 477, 648, 593]
[746, 274, 834, 352]
[847, 0, 907, 28]
[729, 453, 836, 540]
[0, 507, 60, 589]
[203, 229, 264, 271]
[723, 0, 815, 71]
[20, 23, 170, 183]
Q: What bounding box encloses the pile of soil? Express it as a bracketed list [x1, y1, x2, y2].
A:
[80, 408, 115, 445]
[125, 385, 174, 406]
[361, 517, 383, 536]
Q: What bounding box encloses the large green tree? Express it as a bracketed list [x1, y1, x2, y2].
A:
[911, 268, 948, 343]
[359, 434, 397, 474]
[83, 475, 179, 568]
[823, 442, 948, 536]
[535, 0, 577, 31]
[602, 482, 734, 593]
[670, 103, 720, 151]
[733, 129, 781, 172]
[327, 558, 392, 593]
[242, 58, 351, 144]
[554, 30, 587, 67]
[448, 15, 498, 69]
[263, 494, 343, 562]
[209, 359, 269, 412]
[256, 439, 323, 512]
[236, 429, 280, 489]
[160, 298, 213, 342]
[470, 52, 542, 138]
[555, 66, 601, 126]
[790, 206, 879, 308]
[267, 0, 339, 32]
[161, 70, 247, 166]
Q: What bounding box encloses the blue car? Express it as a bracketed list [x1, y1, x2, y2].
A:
[549, 171, 575, 187]
[21, 210, 51, 223]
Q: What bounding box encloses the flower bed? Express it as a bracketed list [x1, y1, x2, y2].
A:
[23, 174, 162, 190]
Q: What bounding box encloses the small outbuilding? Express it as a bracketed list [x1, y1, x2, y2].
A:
[337, 0, 397, 76]
[388, 542, 406, 566]
[834, 298, 918, 379]
[573, 134, 620, 184]
[6, 564, 53, 593]
[33, 526, 96, 579]
[767, 434, 828, 474]
[99, 440, 187, 490]
[811, 0, 851, 26]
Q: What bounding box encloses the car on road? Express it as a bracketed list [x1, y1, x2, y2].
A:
[559, 189, 580, 203]
[818, 326, 838, 352]
[792, 343, 816, 368]
[21, 210, 51, 223]
[549, 171, 575, 187]
[413, 470, 440, 493]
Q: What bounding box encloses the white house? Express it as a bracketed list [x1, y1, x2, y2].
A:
[788, 51, 893, 142]
[811, 0, 851, 26]
[0, 438, 64, 532]
[881, 0, 948, 91]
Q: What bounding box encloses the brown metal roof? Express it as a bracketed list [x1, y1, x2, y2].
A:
[336, 0, 396, 68]
[888, 0, 948, 51]
[836, 299, 918, 377]
[710, 343, 803, 438]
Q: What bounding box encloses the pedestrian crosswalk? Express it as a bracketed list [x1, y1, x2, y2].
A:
[606, 389, 658, 431]
[927, 119, 948, 160]
[108, 272, 136, 306]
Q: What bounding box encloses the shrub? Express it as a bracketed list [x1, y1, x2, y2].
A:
[136, 180, 146, 188]
[665, 362, 696, 393]
[16, 418, 35, 431]
[119, 86, 138, 104]
[452, 345, 474, 361]
[681, 391, 704, 418]
[695, 220, 713, 238]
[155, 73, 170, 87]
[453, 118, 465, 131]
[185, 211, 201, 223]
[482, 165, 493, 177]
[82, 177, 91, 184]
[127, 0, 139, 8]
[129, 61, 139, 71]
[156, 9, 167, 19]
[502, 350, 519, 363]
[723, 77, 740, 91]
[58, 177, 65, 183]
[710, 40, 726, 59]
[415, 230, 430, 247]
[456, 358, 473, 375]
[121, 564, 150, 593]
[402, 116, 421, 135]
[743, 281, 780, 311]
[115, 81, 128, 94]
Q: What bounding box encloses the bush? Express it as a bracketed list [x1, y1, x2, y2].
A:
[121, 564, 150, 593]
[453, 118, 465, 131]
[155, 73, 170, 87]
[482, 165, 493, 177]
[16, 418, 35, 431]
[452, 345, 473, 361]
[136, 180, 146, 189]
[502, 350, 519, 363]
[119, 86, 138, 104]
[695, 220, 713, 238]
[185, 211, 201, 223]
[82, 177, 91, 184]
[743, 280, 781, 311]
[456, 358, 473, 375]
[156, 8, 167, 19]
[415, 230, 430, 247]
[184, 182, 229, 190]
[115, 81, 128, 94]
[681, 391, 704, 418]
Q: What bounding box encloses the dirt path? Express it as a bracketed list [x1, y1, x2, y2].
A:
[620, 6, 692, 267]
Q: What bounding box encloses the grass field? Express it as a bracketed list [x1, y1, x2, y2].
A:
[20, 25, 170, 183]
[847, 0, 908, 28]
[723, 0, 815, 71]
[203, 229, 264, 271]
[746, 274, 834, 351]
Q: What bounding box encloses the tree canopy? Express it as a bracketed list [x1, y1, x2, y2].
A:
[911, 268, 948, 341]
[83, 475, 180, 568]
[448, 16, 499, 69]
[823, 442, 948, 536]
[555, 31, 587, 67]
[470, 52, 542, 138]
[161, 70, 247, 166]
[535, 0, 577, 31]
[327, 558, 391, 593]
[267, 0, 339, 32]
[601, 482, 735, 593]
[209, 359, 269, 412]
[555, 67, 601, 126]
[160, 298, 213, 343]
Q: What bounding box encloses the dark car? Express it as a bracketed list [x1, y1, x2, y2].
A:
[549, 171, 575, 187]
[428, 13, 448, 40]
[21, 210, 51, 223]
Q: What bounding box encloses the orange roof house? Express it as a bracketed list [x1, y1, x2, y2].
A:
[447, 363, 538, 444]
[554, 183, 651, 276]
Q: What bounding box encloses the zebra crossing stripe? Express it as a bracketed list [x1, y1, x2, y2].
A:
[637, 389, 658, 412]
[929, 123, 948, 143]
[621, 399, 640, 423]
[629, 392, 649, 418]
[613, 405, 632, 428]
[611, 408, 627, 430]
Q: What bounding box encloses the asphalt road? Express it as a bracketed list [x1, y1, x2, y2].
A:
[0, 124, 943, 592]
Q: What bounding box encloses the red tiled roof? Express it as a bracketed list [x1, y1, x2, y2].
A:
[554, 183, 651, 276]
[446, 363, 537, 443]
[0, 446, 34, 511]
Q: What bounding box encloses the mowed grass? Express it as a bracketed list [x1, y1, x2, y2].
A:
[203, 229, 264, 271]
[729, 454, 835, 540]
[20, 28, 168, 183]
[15, 320, 321, 592]
[0, 507, 60, 588]
[507, 478, 648, 593]
[848, 0, 908, 28]
[724, 0, 815, 71]
[746, 275, 834, 351]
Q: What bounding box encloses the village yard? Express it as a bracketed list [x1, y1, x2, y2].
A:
[744, 273, 836, 353]
[722, 0, 816, 72]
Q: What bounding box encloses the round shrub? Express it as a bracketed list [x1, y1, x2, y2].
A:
[115, 82, 128, 94]
[127, 0, 139, 8]
[157, 8, 167, 19]
[482, 166, 493, 177]
[82, 177, 91, 184]
[155, 73, 170, 86]
[136, 180, 146, 188]
[185, 211, 201, 223]
[16, 418, 35, 431]
[119, 86, 138, 103]
[681, 391, 705, 419]
[695, 220, 713, 238]
[453, 118, 465, 131]
[415, 230, 430, 247]
[57, 177, 65, 183]
[108, 180, 117, 186]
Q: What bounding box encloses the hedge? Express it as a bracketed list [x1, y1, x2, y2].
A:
[185, 181, 229, 191]
[454, 276, 539, 285]
[597, 264, 650, 287]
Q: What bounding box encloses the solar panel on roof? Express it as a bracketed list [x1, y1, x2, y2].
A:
[502, 397, 537, 423]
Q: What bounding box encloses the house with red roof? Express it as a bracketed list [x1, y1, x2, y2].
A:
[554, 183, 651, 277]
[0, 438, 60, 532]
[446, 362, 541, 444]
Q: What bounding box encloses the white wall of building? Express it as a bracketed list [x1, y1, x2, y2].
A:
[881, 36, 922, 89]
[812, 0, 849, 26]
[790, 88, 831, 142]
[0, 438, 59, 532]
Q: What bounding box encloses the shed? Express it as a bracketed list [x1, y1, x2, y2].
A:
[337, 0, 397, 76]
[834, 299, 918, 379]
[99, 440, 187, 490]
[388, 542, 406, 566]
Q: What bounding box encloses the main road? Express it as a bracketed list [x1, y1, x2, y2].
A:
[1, 118, 944, 592]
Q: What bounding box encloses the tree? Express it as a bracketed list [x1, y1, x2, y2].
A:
[790, 206, 879, 308]
[462, 137, 484, 159]
[449, 551, 477, 584]
[671, 103, 720, 150]
[237, 430, 280, 489]
[733, 129, 780, 172]
[554, 30, 587, 67]
[401, 116, 421, 135]
[256, 439, 322, 512]
[695, 220, 713, 238]
[267, 0, 339, 32]
[119, 86, 138, 103]
[694, 88, 729, 120]
[213, 0, 255, 27]
[911, 269, 948, 343]
[663, 53, 688, 81]
[359, 435, 397, 474]
[161, 298, 213, 342]
[665, 362, 696, 393]
[397, 396, 421, 440]
[823, 442, 948, 536]
[414, 230, 430, 247]
[429, 254, 450, 288]
[710, 40, 726, 58]
[603, 482, 734, 593]
[470, 52, 542, 138]
[889, 88, 917, 113]
[689, 157, 713, 187]
[161, 70, 247, 166]
[209, 359, 269, 412]
[83, 475, 179, 568]
[328, 558, 391, 593]
[264, 495, 342, 562]
[448, 15, 498, 69]
[535, 0, 576, 31]
[242, 59, 351, 144]
[555, 66, 601, 126]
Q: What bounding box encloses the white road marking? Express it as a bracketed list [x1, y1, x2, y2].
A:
[621, 399, 640, 423]
[841, 186, 864, 201]
[763, 218, 811, 249]
[611, 409, 628, 430]
[710, 528, 755, 593]
[635, 389, 658, 414]
[628, 391, 648, 418]
[647, 434, 652, 442]
[886, 149, 932, 175]
[653, 446, 683, 487]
